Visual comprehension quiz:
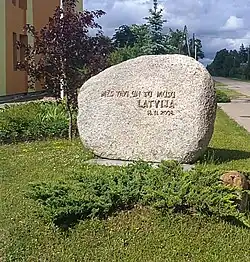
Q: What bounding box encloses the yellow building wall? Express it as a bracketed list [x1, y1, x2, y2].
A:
[6, 1, 27, 95]
[5, 0, 60, 95]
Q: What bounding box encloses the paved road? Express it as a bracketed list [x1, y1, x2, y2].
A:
[213, 77, 250, 97]
[218, 102, 250, 132]
[213, 77, 250, 132]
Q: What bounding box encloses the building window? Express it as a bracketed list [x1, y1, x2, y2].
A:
[13, 33, 17, 71]
[19, 0, 27, 10]
[20, 34, 28, 63]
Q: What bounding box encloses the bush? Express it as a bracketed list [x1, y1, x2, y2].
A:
[0, 101, 73, 143]
[27, 161, 250, 228]
[216, 89, 231, 103]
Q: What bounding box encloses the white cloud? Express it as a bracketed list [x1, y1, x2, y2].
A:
[225, 32, 250, 49]
[200, 58, 213, 66]
[221, 16, 244, 31]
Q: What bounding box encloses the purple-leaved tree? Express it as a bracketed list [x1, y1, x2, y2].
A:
[17, 0, 112, 140]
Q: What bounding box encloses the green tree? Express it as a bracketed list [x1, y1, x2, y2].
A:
[143, 0, 173, 55]
[243, 62, 250, 80]
[110, 0, 204, 63]
[239, 44, 248, 64]
[189, 38, 204, 60]
[223, 55, 234, 77]
[207, 49, 229, 76]
[167, 29, 184, 54]
[207, 47, 246, 77]
[144, 0, 166, 44]
[108, 45, 143, 66]
[130, 24, 151, 47]
[167, 28, 204, 59]
[111, 24, 151, 49]
[239, 45, 250, 79]
[109, 0, 170, 64]
[112, 25, 137, 48]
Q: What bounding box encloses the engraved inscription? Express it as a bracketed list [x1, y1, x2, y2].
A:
[116, 90, 129, 97]
[138, 100, 175, 109]
[156, 91, 176, 98]
[101, 90, 176, 116]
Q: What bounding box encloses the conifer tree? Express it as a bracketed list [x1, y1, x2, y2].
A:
[143, 0, 171, 54]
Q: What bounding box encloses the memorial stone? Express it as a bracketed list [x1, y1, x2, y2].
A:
[77, 54, 216, 163]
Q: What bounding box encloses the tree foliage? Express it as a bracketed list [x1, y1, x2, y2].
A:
[112, 25, 138, 48]
[17, 0, 112, 139]
[143, 0, 170, 55]
[110, 0, 204, 65]
[207, 45, 249, 79]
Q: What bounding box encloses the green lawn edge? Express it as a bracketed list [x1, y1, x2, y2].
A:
[1, 109, 250, 262]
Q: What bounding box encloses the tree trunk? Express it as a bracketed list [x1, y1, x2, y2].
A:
[66, 98, 73, 141]
[68, 111, 73, 141]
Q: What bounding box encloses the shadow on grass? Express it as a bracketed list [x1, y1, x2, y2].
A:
[201, 147, 250, 164]
[222, 216, 250, 230]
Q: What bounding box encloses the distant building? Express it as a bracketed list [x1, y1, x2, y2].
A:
[0, 0, 83, 97]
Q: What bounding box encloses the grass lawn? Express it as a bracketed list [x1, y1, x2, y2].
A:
[215, 81, 247, 99]
[214, 81, 227, 87]
[1, 109, 250, 262]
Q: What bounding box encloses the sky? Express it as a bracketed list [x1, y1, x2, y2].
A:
[84, 0, 250, 65]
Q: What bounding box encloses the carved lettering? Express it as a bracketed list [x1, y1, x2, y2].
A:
[116, 90, 129, 97]
[132, 91, 141, 97]
[155, 100, 161, 108]
[138, 99, 174, 109]
[144, 91, 153, 98]
[138, 100, 147, 108]
[103, 90, 114, 97]
[157, 91, 176, 98]
[169, 100, 174, 109]
[161, 100, 168, 108]
[101, 89, 176, 117]
[160, 110, 174, 116]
